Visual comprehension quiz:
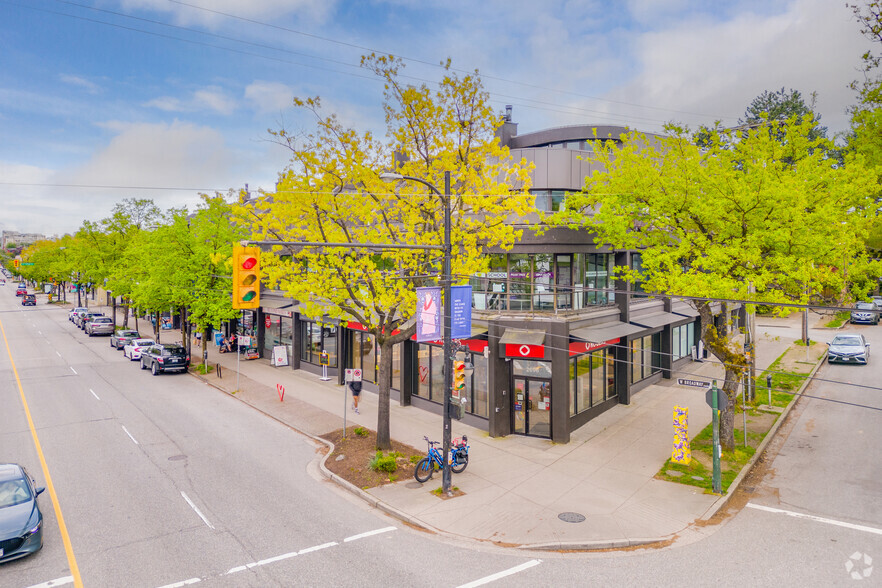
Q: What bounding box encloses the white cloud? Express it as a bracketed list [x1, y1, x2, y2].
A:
[245, 81, 295, 113]
[59, 74, 101, 94]
[145, 86, 237, 115]
[600, 0, 872, 135]
[117, 0, 336, 28]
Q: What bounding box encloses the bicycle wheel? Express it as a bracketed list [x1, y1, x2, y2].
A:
[414, 458, 433, 483]
[451, 451, 469, 473]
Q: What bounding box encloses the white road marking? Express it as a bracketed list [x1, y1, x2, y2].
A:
[90, 389, 100, 400]
[121, 426, 139, 445]
[69, 367, 77, 375]
[26, 576, 74, 588]
[747, 503, 882, 535]
[298, 541, 337, 555]
[155, 579, 201, 588]
[181, 491, 215, 530]
[56, 351, 62, 357]
[38, 330, 42, 335]
[344, 526, 397, 542]
[456, 560, 542, 588]
[256, 551, 298, 566]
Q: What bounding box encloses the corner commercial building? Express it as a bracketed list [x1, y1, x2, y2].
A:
[242, 110, 701, 444]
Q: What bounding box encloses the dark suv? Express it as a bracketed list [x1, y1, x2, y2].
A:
[140, 344, 190, 375]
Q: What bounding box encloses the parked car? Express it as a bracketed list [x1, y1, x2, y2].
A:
[85, 316, 114, 336]
[872, 296, 882, 307]
[78, 312, 105, 330]
[827, 333, 870, 364]
[850, 302, 879, 325]
[0, 463, 44, 563]
[21, 294, 36, 307]
[110, 329, 141, 350]
[69, 307, 88, 322]
[15, 285, 26, 296]
[124, 338, 155, 360]
[140, 344, 190, 375]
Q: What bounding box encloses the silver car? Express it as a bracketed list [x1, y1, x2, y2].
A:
[850, 302, 879, 325]
[827, 333, 870, 364]
[85, 317, 114, 336]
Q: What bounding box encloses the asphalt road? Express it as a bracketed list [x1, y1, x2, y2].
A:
[3, 288, 881, 587]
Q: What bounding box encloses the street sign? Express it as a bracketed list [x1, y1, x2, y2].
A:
[344, 368, 362, 382]
[678, 378, 710, 388]
[21, 262, 34, 266]
[705, 387, 731, 410]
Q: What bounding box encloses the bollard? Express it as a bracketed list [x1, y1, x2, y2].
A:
[766, 373, 772, 407]
[217, 363, 222, 379]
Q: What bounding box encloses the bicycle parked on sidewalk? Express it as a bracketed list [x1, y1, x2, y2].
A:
[414, 435, 469, 483]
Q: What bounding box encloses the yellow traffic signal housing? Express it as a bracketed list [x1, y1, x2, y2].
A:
[453, 360, 466, 397]
[232, 245, 261, 309]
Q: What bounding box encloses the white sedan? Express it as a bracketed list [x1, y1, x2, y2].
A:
[124, 338, 155, 360]
[69, 307, 88, 322]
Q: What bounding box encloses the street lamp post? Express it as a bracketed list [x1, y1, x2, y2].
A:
[380, 170, 455, 494]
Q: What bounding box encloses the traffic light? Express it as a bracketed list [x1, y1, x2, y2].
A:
[453, 360, 466, 398]
[232, 245, 260, 309]
[13, 259, 20, 268]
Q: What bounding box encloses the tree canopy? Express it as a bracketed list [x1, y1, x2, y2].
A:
[551, 117, 879, 449]
[235, 55, 534, 449]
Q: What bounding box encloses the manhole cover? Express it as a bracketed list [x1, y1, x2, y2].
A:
[558, 512, 586, 523]
[168, 455, 187, 461]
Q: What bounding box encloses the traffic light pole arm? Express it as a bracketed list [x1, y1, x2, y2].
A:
[244, 241, 444, 251]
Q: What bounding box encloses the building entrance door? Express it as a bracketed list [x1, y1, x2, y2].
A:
[512, 377, 552, 438]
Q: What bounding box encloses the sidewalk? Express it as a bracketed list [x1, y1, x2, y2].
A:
[102, 306, 831, 549]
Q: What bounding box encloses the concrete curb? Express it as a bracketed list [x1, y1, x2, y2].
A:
[186, 369, 445, 538]
[519, 537, 668, 551]
[699, 349, 827, 521]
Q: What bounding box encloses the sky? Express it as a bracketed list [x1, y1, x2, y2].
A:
[0, 0, 875, 237]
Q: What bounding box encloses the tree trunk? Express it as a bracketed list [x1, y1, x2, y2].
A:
[376, 339, 394, 450]
[123, 300, 129, 328]
[154, 311, 160, 343]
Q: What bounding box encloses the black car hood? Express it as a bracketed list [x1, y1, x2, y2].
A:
[0, 500, 36, 537]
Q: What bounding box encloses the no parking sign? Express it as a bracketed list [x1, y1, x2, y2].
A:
[344, 368, 362, 382]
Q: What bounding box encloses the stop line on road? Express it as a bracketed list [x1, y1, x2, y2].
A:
[747, 502, 882, 535]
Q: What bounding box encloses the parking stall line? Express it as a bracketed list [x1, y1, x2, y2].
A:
[69, 366, 77, 375]
[56, 350, 62, 357]
[90, 389, 100, 400]
[746, 502, 882, 535]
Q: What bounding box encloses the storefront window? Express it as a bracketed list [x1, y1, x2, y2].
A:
[509, 254, 531, 311]
[533, 254, 554, 310]
[470, 254, 507, 310]
[630, 334, 661, 383]
[301, 322, 338, 367]
[569, 349, 610, 415]
[430, 345, 444, 401]
[470, 353, 489, 418]
[391, 342, 401, 391]
[416, 345, 430, 398]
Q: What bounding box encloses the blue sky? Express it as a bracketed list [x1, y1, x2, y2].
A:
[0, 0, 873, 236]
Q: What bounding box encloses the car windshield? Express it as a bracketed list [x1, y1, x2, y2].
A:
[832, 336, 863, 346]
[0, 478, 32, 508]
[855, 303, 875, 310]
[134, 339, 154, 346]
[120, 331, 139, 337]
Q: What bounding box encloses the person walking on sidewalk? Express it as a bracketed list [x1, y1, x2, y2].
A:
[349, 380, 362, 414]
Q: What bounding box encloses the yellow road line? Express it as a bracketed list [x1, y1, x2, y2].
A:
[0, 316, 83, 588]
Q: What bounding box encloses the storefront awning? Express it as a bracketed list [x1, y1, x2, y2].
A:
[570, 321, 644, 343]
[630, 312, 687, 329]
[498, 329, 546, 346]
[260, 297, 294, 310]
[672, 304, 700, 318]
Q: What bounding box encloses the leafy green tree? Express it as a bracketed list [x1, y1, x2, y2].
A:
[237, 55, 533, 449]
[741, 88, 828, 140]
[551, 118, 879, 450]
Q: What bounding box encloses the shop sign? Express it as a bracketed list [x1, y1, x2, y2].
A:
[265, 316, 272, 328]
[568, 338, 620, 356]
[505, 344, 544, 358]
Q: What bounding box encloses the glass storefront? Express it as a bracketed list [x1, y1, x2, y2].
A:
[263, 314, 292, 362]
[300, 321, 338, 367]
[630, 333, 661, 383]
[414, 343, 489, 418]
[350, 331, 377, 384]
[672, 322, 695, 361]
[569, 347, 613, 415]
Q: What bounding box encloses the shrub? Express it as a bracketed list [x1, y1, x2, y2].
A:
[369, 451, 397, 473]
[354, 426, 369, 437]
